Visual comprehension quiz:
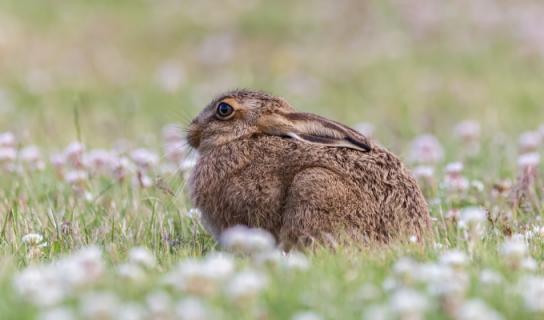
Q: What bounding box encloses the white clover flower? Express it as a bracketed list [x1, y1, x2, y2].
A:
[13, 265, 66, 307]
[521, 257, 538, 272]
[38, 307, 75, 320]
[220, 225, 276, 255]
[416, 263, 468, 298]
[116, 303, 146, 320]
[283, 251, 311, 271]
[80, 292, 119, 320]
[292, 311, 323, 320]
[499, 236, 528, 269]
[204, 253, 236, 278]
[22, 233, 45, 247]
[457, 299, 504, 320]
[439, 249, 468, 270]
[518, 276, 544, 312]
[185, 208, 202, 220]
[117, 263, 146, 282]
[454, 120, 480, 141]
[389, 288, 429, 319]
[165, 253, 235, 296]
[225, 269, 268, 304]
[479, 269, 502, 286]
[458, 207, 487, 241]
[59, 246, 105, 288]
[393, 257, 419, 284]
[175, 297, 209, 320]
[409, 134, 444, 164]
[146, 291, 173, 319]
[128, 247, 156, 269]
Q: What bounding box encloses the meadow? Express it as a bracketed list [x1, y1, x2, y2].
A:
[1, 0, 544, 319]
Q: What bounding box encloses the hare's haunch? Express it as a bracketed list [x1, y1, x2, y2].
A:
[187, 89, 431, 247]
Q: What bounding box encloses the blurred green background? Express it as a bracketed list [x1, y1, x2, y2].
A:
[0, 0, 543, 150]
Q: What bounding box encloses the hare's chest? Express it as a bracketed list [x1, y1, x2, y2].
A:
[207, 163, 286, 236]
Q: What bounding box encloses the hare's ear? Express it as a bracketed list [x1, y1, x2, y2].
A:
[258, 112, 371, 152]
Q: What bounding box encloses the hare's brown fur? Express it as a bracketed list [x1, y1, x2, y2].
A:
[188, 89, 431, 247]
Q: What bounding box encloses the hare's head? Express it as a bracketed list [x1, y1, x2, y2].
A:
[187, 89, 371, 153]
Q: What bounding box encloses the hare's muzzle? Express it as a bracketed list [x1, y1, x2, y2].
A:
[186, 122, 201, 149]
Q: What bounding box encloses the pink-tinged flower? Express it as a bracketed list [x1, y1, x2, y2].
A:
[64, 142, 85, 167]
[130, 148, 159, 170]
[84, 149, 118, 175]
[0, 147, 16, 163]
[0, 131, 16, 147]
[354, 122, 375, 138]
[409, 134, 444, 164]
[454, 120, 480, 142]
[63, 170, 88, 185]
[50, 153, 67, 169]
[20, 145, 45, 170]
[517, 152, 540, 171]
[164, 142, 186, 164]
[539, 124, 544, 138]
[443, 162, 469, 192]
[112, 157, 135, 182]
[519, 131, 542, 153]
[155, 61, 186, 93]
[412, 165, 435, 185]
[162, 124, 184, 143]
[499, 235, 528, 269]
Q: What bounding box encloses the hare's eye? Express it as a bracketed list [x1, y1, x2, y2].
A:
[216, 102, 235, 120]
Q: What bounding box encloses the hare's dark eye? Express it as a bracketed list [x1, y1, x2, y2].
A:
[216, 102, 235, 119]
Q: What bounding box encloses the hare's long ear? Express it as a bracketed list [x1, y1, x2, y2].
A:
[258, 112, 371, 152]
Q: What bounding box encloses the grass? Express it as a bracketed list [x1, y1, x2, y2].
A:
[0, 0, 544, 319]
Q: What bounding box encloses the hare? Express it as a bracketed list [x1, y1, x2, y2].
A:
[187, 89, 431, 248]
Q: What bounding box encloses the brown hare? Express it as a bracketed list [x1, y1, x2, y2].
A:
[187, 89, 431, 248]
